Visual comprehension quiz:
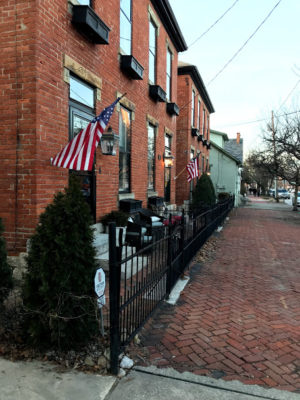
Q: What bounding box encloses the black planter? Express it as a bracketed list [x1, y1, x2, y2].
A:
[149, 85, 166, 102]
[72, 5, 110, 44]
[120, 55, 144, 80]
[166, 102, 180, 116]
[191, 128, 199, 137]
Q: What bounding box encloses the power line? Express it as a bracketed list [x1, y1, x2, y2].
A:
[207, 0, 283, 86]
[218, 110, 300, 128]
[278, 79, 300, 110]
[188, 0, 240, 48]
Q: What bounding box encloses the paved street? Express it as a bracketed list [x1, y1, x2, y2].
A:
[130, 197, 300, 393]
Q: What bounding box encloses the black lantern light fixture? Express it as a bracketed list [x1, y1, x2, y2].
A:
[100, 126, 119, 155]
[163, 153, 175, 167]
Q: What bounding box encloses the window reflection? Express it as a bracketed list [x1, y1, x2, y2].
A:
[120, 0, 132, 54]
[70, 76, 94, 108]
[119, 106, 131, 192]
[148, 124, 155, 190]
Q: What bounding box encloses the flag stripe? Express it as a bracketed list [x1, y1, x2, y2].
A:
[51, 98, 120, 171]
[186, 157, 199, 182]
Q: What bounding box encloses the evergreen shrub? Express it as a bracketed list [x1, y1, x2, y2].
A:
[22, 176, 98, 349]
[192, 173, 216, 210]
[0, 218, 13, 305]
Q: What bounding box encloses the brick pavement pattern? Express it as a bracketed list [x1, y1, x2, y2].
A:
[132, 201, 300, 393]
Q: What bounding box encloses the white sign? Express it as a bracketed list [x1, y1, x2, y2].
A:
[94, 268, 106, 308]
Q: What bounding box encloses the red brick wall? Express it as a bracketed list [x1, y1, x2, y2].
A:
[1, 0, 179, 253]
[176, 74, 210, 207]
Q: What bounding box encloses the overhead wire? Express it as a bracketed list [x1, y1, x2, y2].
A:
[218, 110, 300, 129]
[188, 0, 240, 48]
[207, 0, 283, 86]
[277, 79, 300, 110]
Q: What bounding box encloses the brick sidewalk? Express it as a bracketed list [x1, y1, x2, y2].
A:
[130, 204, 300, 393]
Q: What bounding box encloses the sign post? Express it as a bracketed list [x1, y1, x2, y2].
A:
[94, 268, 106, 336]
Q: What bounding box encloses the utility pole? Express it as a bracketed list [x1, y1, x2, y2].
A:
[271, 110, 278, 202]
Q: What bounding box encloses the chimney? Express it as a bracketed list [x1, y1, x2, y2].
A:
[236, 132, 240, 144]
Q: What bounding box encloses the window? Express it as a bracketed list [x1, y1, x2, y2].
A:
[165, 134, 172, 156]
[207, 114, 209, 138]
[69, 75, 96, 221]
[147, 123, 156, 190]
[149, 19, 157, 83]
[197, 99, 201, 129]
[191, 90, 195, 127]
[70, 75, 94, 109]
[189, 149, 195, 198]
[120, 0, 131, 54]
[166, 48, 172, 100]
[77, 0, 91, 5]
[202, 109, 206, 136]
[164, 134, 172, 202]
[119, 106, 131, 192]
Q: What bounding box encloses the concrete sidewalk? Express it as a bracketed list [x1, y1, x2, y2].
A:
[108, 366, 300, 400]
[1, 358, 300, 400]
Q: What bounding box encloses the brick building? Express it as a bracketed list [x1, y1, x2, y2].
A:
[176, 62, 215, 207]
[1, 0, 187, 254]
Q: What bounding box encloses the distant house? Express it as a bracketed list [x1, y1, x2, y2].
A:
[209, 130, 242, 206]
[175, 62, 214, 208]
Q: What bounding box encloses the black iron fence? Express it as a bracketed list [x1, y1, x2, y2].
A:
[108, 196, 234, 373]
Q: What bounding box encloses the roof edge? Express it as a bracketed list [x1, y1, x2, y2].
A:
[211, 141, 242, 165]
[150, 0, 187, 52]
[210, 129, 229, 141]
[178, 64, 215, 113]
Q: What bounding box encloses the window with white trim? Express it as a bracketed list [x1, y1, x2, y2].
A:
[191, 90, 195, 127]
[149, 18, 157, 83]
[166, 48, 172, 101]
[147, 123, 156, 190]
[119, 106, 131, 192]
[120, 0, 132, 54]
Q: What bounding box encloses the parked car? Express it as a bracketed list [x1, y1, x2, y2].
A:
[277, 189, 290, 199]
[297, 192, 300, 207]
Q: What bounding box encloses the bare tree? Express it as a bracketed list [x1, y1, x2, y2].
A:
[260, 111, 300, 210]
[243, 152, 273, 195]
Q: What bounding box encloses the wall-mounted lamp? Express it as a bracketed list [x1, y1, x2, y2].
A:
[100, 126, 119, 156]
[163, 153, 174, 167]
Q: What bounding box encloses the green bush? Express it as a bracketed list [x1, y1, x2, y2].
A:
[192, 173, 216, 208]
[99, 210, 129, 227]
[0, 218, 13, 305]
[22, 176, 98, 349]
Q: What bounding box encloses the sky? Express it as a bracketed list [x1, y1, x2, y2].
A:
[169, 0, 300, 157]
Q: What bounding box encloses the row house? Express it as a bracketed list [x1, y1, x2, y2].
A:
[1, 0, 216, 258]
[1, 0, 187, 255]
[176, 62, 215, 208]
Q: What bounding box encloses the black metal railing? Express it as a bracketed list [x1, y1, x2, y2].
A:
[109, 196, 234, 373]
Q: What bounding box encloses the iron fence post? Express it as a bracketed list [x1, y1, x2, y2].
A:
[166, 223, 173, 299]
[109, 222, 121, 375]
[180, 209, 185, 268]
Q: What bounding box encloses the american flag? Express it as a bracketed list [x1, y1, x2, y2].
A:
[51, 98, 120, 171]
[186, 156, 199, 182]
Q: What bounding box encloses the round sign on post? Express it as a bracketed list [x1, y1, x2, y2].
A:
[94, 268, 106, 308]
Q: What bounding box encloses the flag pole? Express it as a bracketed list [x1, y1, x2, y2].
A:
[174, 165, 187, 180]
[174, 153, 200, 180]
